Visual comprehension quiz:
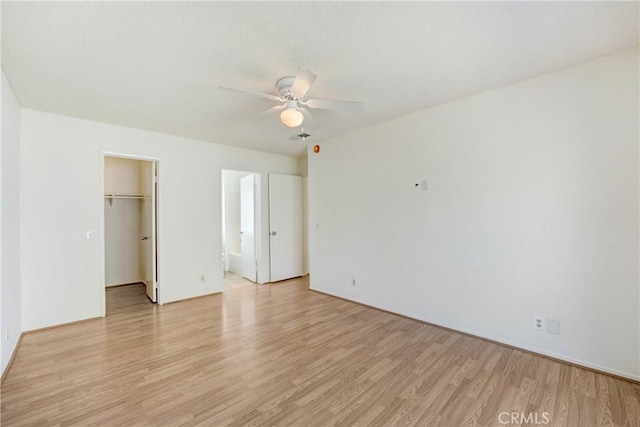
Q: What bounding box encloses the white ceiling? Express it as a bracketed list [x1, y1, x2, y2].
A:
[2, 2, 638, 157]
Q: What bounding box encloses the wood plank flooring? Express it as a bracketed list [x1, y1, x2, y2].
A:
[1, 274, 639, 426]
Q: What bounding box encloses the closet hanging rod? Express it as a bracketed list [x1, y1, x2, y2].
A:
[104, 194, 146, 206]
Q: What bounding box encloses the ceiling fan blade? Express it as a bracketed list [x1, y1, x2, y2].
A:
[300, 107, 320, 130]
[219, 86, 282, 102]
[304, 98, 363, 111]
[290, 69, 317, 99]
[245, 105, 285, 123]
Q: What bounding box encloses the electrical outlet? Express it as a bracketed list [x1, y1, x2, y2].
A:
[534, 316, 545, 331]
[547, 318, 560, 335]
[351, 279, 356, 287]
[201, 275, 205, 282]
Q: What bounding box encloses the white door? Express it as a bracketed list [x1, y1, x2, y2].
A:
[142, 161, 157, 302]
[240, 174, 256, 282]
[269, 173, 303, 282]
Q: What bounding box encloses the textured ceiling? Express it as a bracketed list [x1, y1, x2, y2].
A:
[2, 2, 638, 157]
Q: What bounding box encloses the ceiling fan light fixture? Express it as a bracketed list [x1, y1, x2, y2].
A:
[280, 108, 304, 127]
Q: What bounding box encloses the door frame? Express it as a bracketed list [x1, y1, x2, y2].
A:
[221, 169, 261, 285]
[239, 174, 257, 282]
[99, 151, 161, 317]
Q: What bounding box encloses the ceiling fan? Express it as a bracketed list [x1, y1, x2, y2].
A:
[219, 69, 362, 129]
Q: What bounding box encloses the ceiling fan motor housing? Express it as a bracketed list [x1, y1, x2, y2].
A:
[276, 76, 297, 99]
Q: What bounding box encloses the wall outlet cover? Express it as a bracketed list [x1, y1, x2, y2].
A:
[547, 318, 560, 335]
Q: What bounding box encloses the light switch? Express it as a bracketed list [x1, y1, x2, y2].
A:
[86, 230, 94, 240]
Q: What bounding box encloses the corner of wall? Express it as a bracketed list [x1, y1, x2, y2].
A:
[1, 69, 23, 377]
[306, 50, 640, 380]
[298, 155, 308, 178]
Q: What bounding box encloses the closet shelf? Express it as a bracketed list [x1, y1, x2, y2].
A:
[105, 194, 147, 206]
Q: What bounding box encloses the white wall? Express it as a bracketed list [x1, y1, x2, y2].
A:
[1, 74, 3, 373]
[20, 109, 299, 330]
[104, 156, 143, 195]
[302, 177, 309, 276]
[1, 70, 22, 375]
[298, 156, 308, 177]
[308, 48, 640, 380]
[299, 157, 309, 276]
[104, 198, 143, 286]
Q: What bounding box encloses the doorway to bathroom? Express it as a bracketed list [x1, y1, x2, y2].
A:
[221, 170, 260, 282]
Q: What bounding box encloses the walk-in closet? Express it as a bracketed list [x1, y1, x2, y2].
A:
[104, 156, 158, 310]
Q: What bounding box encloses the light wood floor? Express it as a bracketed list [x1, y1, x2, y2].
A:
[2, 274, 639, 426]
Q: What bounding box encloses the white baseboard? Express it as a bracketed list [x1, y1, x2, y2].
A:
[1, 332, 24, 384]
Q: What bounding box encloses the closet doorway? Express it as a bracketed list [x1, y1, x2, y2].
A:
[103, 155, 159, 312]
[222, 170, 260, 283]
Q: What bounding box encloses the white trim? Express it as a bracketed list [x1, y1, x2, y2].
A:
[99, 151, 162, 317]
[253, 173, 262, 284]
[310, 287, 640, 382]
